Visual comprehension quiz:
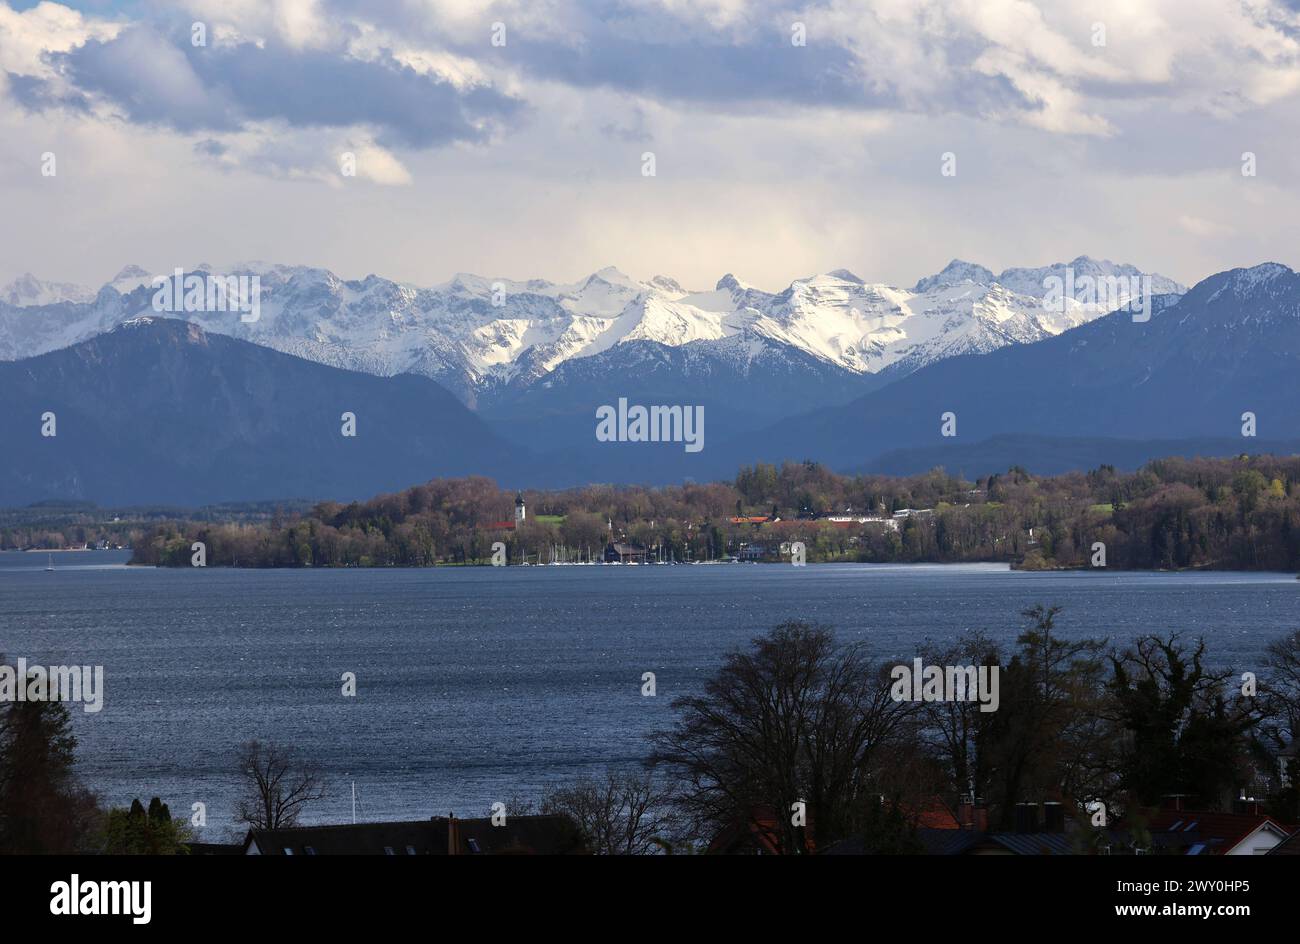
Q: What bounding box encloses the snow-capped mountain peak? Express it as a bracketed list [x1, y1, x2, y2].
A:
[913, 259, 995, 293]
[0, 256, 1187, 405]
[0, 272, 96, 306]
[1199, 263, 1298, 321]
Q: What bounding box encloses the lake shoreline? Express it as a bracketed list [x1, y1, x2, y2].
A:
[3, 547, 1297, 577]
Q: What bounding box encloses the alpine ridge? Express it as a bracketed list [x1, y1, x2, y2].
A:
[0, 256, 1183, 414]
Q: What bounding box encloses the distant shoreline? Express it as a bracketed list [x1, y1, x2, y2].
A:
[4, 548, 1298, 577]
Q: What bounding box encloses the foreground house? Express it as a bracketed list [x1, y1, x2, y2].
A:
[708, 807, 817, 854]
[821, 799, 1077, 855]
[1142, 803, 1295, 856]
[242, 814, 586, 855]
[1268, 829, 1300, 855]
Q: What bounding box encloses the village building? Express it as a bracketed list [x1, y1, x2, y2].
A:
[604, 541, 648, 564]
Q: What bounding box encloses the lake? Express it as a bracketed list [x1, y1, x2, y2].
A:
[2, 550, 1297, 839]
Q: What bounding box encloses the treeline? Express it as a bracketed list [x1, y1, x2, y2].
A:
[647, 611, 1300, 853]
[1, 500, 312, 552]
[5, 612, 1299, 854]
[127, 454, 1300, 570]
[0, 502, 146, 551]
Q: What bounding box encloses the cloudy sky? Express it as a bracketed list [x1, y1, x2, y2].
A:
[2, 0, 1299, 292]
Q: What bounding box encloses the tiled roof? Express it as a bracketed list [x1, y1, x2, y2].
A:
[917, 829, 986, 855]
[1147, 809, 1294, 855]
[243, 814, 586, 855]
[826, 829, 1072, 855]
[984, 832, 1074, 855]
[912, 799, 961, 829]
[246, 820, 435, 855]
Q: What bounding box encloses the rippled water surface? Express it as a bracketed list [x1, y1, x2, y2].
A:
[3, 550, 1296, 838]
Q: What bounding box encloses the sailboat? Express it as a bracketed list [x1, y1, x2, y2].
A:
[45, 553, 55, 572]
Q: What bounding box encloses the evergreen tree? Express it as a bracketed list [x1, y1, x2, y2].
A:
[102, 796, 192, 854]
[0, 685, 100, 854]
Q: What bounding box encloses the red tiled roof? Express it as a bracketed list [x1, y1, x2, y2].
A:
[914, 799, 962, 830]
[708, 807, 816, 855]
[1148, 809, 1295, 854]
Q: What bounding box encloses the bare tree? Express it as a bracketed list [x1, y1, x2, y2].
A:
[649, 621, 919, 853]
[1107, 634, 1256, 809]
[541, 770, 674, 855]
[1262, 630, 1300, 750]
[233, 739, 325, 830]
[915, 630, 1001, 804]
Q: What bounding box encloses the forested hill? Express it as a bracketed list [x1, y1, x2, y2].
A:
[127, 454, 1300, 571]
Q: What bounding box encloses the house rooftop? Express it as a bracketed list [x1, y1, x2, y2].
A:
[1146, 808, 1295, 855]
[1268, 828, 1300, 855]
[822, 829, 1074, 855]
[242, 814, 586, 856]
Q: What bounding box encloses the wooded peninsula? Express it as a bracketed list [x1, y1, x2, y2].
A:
[104, 454, 1300, 571]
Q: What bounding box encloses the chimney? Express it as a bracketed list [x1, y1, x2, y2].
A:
[448, 813, 458, 856]
[1231, 791, 1262, 816]
[1043, 802, 1065, 833]
[957, 797, 988, 832]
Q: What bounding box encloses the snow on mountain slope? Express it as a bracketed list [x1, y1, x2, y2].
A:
[0, 257, 1185, 404]
[0, 273, 96, 306]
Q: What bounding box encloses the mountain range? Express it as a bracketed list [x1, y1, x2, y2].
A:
[1, 257, 1293, 506]
[0, 255, 1182, 404]
[0, 318, 518, 506]
[0, 256, 1183, 465]
[710, 263, 1299, 477]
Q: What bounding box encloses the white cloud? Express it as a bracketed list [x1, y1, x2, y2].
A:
[2, 0, 1300, 289]
[0, 1, 119, 77]
[1177, 214, 1233, 238]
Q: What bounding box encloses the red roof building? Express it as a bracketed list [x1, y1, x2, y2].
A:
[1146, 803, 1296, 855]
